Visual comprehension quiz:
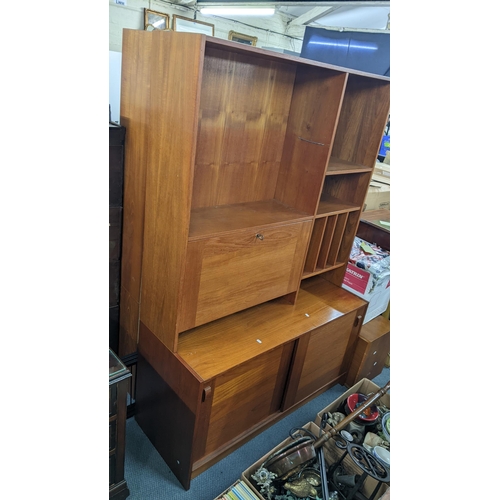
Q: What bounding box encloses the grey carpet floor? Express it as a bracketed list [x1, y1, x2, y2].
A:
[124, 367, 390, 500]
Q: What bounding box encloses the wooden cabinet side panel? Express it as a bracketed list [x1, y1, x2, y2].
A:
[138, 31, 205, 352]
[276, 68, 347, 215]
[293, 312, 356, 404]
[203, 344, 293, 457]
[139, 321, 203, 413]
[137, 321, 214, 488]
[119, 29, 152, 356]
[135, 352, 198, 491]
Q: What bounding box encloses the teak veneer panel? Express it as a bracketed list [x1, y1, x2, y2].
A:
[177, 275, 367, 381]
[331, 75, 390, 168]
[178, 220, 312, 332]
[203, 342, 294, 457]
[275, 66, 347, 216]
[192, 47, 296, 209]
[188, 200, 310, 240]
[136, 31, 205, 352]
[118, 30, 152, 356]
[291, 312, 356, 405]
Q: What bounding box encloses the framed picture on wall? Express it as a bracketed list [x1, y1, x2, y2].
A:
[144, 9, 170, 31]
[173, 15, 215, 36]
[228, 31, 258, 46]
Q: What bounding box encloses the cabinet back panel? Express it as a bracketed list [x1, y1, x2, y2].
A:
[331, 75, 390, 168]
[192, 47, 296, 209]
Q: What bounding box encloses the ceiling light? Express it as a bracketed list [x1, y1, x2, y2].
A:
[200, 7, 275, 16]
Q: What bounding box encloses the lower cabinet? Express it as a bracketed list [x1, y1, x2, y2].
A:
[135, 277, 367, 490]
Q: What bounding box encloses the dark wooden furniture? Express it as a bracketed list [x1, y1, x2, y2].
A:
[109, 349, 131, 499]
[109, 122, 126, 354]
[119, 31, 390, 489]
[345, 315, 390, 387]
[356, 208, 390, 251]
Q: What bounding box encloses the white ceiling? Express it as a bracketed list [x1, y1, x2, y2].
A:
[279, 4, 390, 30]
[193, 1, 390, 31]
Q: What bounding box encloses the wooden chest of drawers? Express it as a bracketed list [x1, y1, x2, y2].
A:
[345, 315, 390, 387]
[109, 349, 131, 499]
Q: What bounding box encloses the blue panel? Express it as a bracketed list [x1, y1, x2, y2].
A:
[300, 27, 390, 77]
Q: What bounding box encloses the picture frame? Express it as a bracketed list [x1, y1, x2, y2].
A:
[144, 9, 170, 31]
[173, 15, 215, 36]
[228, 31, 258, 46]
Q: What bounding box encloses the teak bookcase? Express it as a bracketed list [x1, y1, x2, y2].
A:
[119, 30, 389, 489]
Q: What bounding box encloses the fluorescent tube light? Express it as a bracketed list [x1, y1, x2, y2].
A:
[200, 7, 275, 16]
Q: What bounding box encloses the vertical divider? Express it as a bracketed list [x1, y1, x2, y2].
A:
[336, 211, 361, 264]
[316, 215, 338, 269]
[304, 217, 328, 274]
[327, 212, 349, 266]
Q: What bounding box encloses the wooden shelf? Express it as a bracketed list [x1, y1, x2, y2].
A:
[302, 262, 345, 280]
[189, 200, 311, 240]
[317, 196, 360, 217]
[326, 158, 373, 175]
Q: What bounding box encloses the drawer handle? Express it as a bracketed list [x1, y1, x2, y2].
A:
[256, 233, 264, 240]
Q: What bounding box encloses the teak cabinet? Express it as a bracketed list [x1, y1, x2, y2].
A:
[119, 30, 389, 489]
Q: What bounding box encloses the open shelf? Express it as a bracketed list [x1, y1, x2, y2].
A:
[317, 196, 360, 217]
[319, 171, 372, 216]
[326, 158, 373, 176]
[189, 200, 311, 240]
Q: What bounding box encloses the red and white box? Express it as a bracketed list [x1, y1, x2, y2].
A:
[342, 238, 390, 324]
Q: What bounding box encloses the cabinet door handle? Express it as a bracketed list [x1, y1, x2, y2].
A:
[202, 386, 212, 402]
[354, 315, 363, 327]
[256, 233, 264, 240]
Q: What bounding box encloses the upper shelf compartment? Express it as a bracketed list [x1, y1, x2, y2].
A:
[190, 41, 348, 234]
[329, 74, 390, 170]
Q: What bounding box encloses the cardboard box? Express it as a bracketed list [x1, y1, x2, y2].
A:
[314, 378, 390, 499]
[373, 163, 390, 184]
[342, 237, 390, 324]
[314, 378, 390, 430]
[364, 181, 390, 211]
[242, 421, 321, 500]
[242, 417, 388, 500]
[343, 262, 390, 324]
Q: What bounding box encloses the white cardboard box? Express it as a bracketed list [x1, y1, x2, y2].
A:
[342, 262, 390, 324]
[342, 237, 390, 324]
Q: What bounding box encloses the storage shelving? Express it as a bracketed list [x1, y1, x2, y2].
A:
[118, 30, 390, 490]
